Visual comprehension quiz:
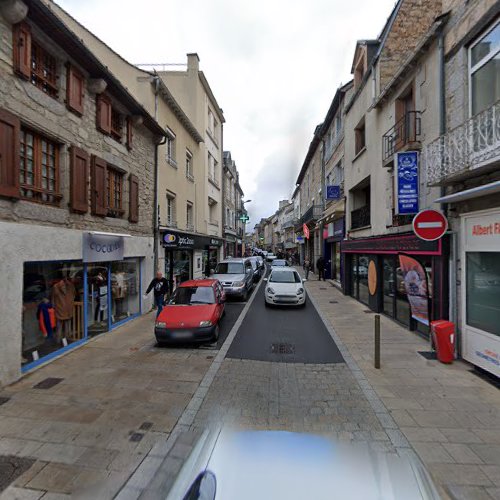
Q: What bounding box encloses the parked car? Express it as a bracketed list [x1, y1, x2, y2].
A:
[248, 257, 264, 283]
[271, 259, 290, 267]
[154, 279, 225, 345]
[266, 253, 277, 262]
[264, 268, 306, 307]
[211, 258, 254, 300]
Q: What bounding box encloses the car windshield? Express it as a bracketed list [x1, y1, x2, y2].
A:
[215, 262, 244, 274]
[272, 260, 287, 266]
[170, 286, 215, 305]
[269, 271, 301, 283]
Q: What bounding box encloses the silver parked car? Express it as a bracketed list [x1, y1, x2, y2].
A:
[211, 258, 254, 300]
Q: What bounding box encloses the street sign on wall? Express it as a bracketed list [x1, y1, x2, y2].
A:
[395, 151, 419, 214]
[413, 209, 448, 241]
[326, 185, 341, 200]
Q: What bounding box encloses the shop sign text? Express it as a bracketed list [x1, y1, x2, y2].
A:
[83, 233, 124, 263]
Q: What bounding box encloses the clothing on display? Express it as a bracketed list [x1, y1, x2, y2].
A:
[36, 300, 56, 338]
[51, 279, 76, 320]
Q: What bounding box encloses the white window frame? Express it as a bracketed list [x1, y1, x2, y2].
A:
[166, 128, 177, 167]
[468, 19, 500, 117]
[166, 192, 176, 227]
[186, 149, 194, 181]
[186, 201, 194, 229]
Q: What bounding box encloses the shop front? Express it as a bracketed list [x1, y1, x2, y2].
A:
[342, 233, 448, 337]
[21, 231, 149, 371]
[224, 234, 237, 258]
[162, 230, 223, 291]
[324, 218, 344, 284]
[461, 209, 500, 377]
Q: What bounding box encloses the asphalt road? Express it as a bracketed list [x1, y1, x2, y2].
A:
[227, 266, 344, 363]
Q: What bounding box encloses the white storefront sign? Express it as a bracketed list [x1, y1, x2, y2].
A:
[461, 210, 500, 377]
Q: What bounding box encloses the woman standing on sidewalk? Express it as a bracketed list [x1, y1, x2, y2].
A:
[303, 258, 311, 279]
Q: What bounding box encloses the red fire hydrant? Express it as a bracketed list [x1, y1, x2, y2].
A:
[430, 320, 455, 364]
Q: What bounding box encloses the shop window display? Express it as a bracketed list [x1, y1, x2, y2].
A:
[111, 259, 140, 324]
[87, 264, 109, 336]
[22, 261, 84, 365]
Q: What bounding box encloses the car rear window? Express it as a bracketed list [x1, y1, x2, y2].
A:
[171, 286, 216, 305]
[215, 262, 244, 274]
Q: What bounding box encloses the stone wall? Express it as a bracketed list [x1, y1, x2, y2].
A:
[0, 12, 156, 236]
[379, 0, 443, 92]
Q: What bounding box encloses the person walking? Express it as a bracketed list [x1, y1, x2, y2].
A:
[316, 256, 325, 281]
[303, 258, 311, 280]
[145, 271, 169, 317]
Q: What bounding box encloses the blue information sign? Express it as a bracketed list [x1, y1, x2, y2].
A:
[326, 185, 340, 200]
[396, 152, 419, 214]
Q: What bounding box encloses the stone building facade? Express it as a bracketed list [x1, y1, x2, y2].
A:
[423, 0, 499, 377]
[0, 0, 164, 385]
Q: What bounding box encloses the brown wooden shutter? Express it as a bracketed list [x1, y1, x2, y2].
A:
[96, 95, 112, 134]
[129, 174, 139, 223]
[12, 22, 31, 80]
[126, 117, 133, 150]
[66, 64, 85, 116]
[0, 108, 21, 199]
[70, 146, 88, 213]
[91, 155, 107, 216]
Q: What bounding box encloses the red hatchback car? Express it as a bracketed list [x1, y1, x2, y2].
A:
[154, 279, 226, 345]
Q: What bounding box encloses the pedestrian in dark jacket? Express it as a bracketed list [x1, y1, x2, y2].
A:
[145, 272, 169, 317]
[316, 256, 325, 281]
[303, 258, 311, 280]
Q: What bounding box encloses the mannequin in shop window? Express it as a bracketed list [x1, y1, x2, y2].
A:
[51, 276, 76, 341]
[93, 271, 107, 324]
[37, 297, 56, 341]
[112, 271, 128, 320]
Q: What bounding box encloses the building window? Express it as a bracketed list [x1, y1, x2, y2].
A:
[186, 149, 194, 180]
[208, 152, 219, 187]
[110, 108, 123, 141]
[355, 117, 366, 155]
[186, 201, 194, 230]
[106, 167, 124, 216]
[167, 192, 176, 227]
[166, 128, 176, 167]
[31, 41, 58, 98]
[20, 128, 60, 204]
[469, 20, 500, 116]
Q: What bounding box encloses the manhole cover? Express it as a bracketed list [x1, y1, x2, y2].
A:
[33, 377, 64, 389]
[139, 422, 153, 431]
[418, 351, 437, 360]
[129, 433, 144, 442]
[0, 397, 10, 407]
[271, 343, 295, 355]
[329, 300, 338, 304]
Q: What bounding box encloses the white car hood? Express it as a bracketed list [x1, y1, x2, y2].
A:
[267, 281, 301, 294]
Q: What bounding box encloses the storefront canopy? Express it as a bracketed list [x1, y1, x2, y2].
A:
[435, 180, 500, 204]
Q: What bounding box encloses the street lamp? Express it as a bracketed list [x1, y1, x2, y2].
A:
[241, 200, 251, 255]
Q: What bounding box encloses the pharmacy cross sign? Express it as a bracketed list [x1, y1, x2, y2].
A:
[239, 214, 250, 223]
[412, 209, 448, 241]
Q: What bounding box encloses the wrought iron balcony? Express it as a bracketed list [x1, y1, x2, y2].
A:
[301, 205, 323, 224]
[282, 217, 296, 229]
[424, 100, 500, 186]
[350, 205, 370, 230]
[382, 111, 421, 163]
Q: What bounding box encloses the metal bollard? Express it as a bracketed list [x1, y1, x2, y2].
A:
[374, 314, 380, 369]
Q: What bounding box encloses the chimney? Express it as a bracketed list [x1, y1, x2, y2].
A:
[187, 53, 200, 72]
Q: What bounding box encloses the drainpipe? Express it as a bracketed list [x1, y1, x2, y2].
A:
[153, 75, 166, 275]
[438, 30, 457, 332]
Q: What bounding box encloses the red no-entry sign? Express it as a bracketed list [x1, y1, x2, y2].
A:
[413, 209, 448, 241]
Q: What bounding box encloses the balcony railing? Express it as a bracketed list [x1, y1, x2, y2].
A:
[424, 100, 500, 186]
[301, 205, 323, 224]
[350, 205, 370, 230]
[382, 111, 421, 163]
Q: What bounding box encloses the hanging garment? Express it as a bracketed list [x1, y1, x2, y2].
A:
[51, 280, 76, 320]
[37, 301, 56, 337]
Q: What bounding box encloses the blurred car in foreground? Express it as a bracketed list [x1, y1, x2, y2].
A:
[154, 279, 225, 345]
[264, 268, 306, 307]
[163, 428, 441, 500]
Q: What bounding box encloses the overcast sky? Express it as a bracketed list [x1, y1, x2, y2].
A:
[58, 0, 396, 227]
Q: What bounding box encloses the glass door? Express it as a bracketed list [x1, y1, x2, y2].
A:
[383, 257, 396, 318]
[86, 263, 109, 337]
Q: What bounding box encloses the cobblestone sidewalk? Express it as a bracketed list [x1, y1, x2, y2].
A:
[0, 313, 214, 499]
[305, 273, 500, 500]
